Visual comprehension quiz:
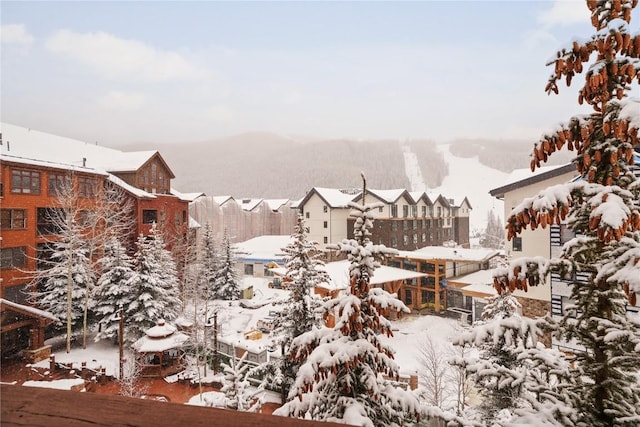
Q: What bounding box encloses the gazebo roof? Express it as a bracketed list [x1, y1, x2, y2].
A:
[133, 320, 189, 353]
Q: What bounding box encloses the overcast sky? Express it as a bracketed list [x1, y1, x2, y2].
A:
[2, 1, 635, 147]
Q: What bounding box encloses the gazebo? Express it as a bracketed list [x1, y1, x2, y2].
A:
[132, 320, 189, 378]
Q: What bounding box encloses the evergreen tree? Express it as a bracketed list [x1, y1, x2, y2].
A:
[268, 214, 328, 403]
[453, 292, 547, 423]
[496, 1, 640, 424]
[275, 174, 421, 426]
[28, 205, 93, 353]
[214, 228, 240, 301]
[92, 236, 135, 342]
[480, 209, 504, 249]
[220, 352, 264, 412]
[200, 222, 219, 301]
[125, 224, 181, 344]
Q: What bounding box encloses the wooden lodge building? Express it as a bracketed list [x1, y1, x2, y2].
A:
[0, 123, 197, 360]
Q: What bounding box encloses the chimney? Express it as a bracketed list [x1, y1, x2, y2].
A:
[82, 158, 86, 167]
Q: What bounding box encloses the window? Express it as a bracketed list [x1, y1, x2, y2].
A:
[37, 207, 64, 235]
[403, 220, 409, 231]
[151, 163, 157, 185]
[11, 169, 40, 194]
[403, 205, 409, 218]
[142, 210, 158, 224]
[305, 211, 310, 219]
[391, 221, 398, 231]
[411, 206, 418, 217]
[323, 205, 328, 213]
[422, 232, 426, 242]
[37, 242, 55, 270]
[175, 211, 181, 226]
[323, 237, 328, 244]
[422, 206, 426, 217]
[48, 172, 70, 196]
[182, 210, 187, 224]
[391, 205, 398, 218]
[78, 176, 98, 198]
[404, 289, 413, 305]
[429, 207, 434, 217]
[1, 247, 26, 269]
[244, 264, 254, 275]
[413, 234, 418, 245]
[437, 207, 442, 217]
[323, 221, 328, 228]
[512, 237, 522, 252]
[1, 209, 26, 229]
[378, 206, 383, 213]
[403, 235, 409, 246]
[0, 182, 3, 197]
[413, 220, 418, 230]
[391, 237, 398, 247]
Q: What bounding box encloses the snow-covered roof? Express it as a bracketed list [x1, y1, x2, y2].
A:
[1, 122, 161, 173]
[300, 187, 360, 209]
[0, 298, 59, 322]
[234, 235, 292, 263]
[133, 321, 189, 353]
[448, 269, 496, 286]
[170, 189, 205, 202]
[107, 174, 155, 199]
[264, 198, 290, 211]
[460, 283, 497, 298]
[212, 195, 234, 205]
[396, 246, 500, 263]
[271, 260, 428, 291]
[489, 163, 578, 199]
[239, 198, 263, 212]
[188, 216, 201, 229]
[366, 188, 410, 204]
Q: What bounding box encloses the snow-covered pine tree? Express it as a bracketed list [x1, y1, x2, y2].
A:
[275, 174, 421, 427]
[200, 223, 219, 303]
[27, 195, 93, 353]
[494, 1, 640, 424]
[92, 236, 136, 342]
[480, 209, 504, 249]
[220, 352, 264, 412]
[214, 228, 240, 301]
[452, 291, 546, 424]
[125, 224, 181, 344]
[268, 214, 327, 403]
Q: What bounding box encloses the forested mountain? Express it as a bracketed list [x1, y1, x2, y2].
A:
[124, 134, 570, 199]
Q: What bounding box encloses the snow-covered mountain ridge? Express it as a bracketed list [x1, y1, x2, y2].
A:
[124, 135, 572, 233]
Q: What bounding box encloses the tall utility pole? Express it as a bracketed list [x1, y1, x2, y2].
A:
[118, 307, 124, 380]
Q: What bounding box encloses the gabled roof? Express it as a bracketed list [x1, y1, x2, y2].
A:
[213, 195, 235, 206]
[240, 198, 263, 212]
[457, 196, 473, 209]
[0, 122, 173, 177]
[409, 191, 433, 205]
[363, 188, 414, 204]
[297, 187, 360, 209]
[489, 163, 577, 200]
[431, 194, 452, 207]
[264, 199, 290, 212]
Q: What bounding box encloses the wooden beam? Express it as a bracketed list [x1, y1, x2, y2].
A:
[1, 319, 34, 333]
[1, 384, 345, 427]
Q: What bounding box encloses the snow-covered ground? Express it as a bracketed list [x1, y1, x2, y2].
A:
[400, 143, 508, 236]
[25, 277, 462, 399]
[430, 144, 508, 234]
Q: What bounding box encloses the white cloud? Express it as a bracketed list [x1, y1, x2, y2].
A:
[45, 29, 201, 82]
[537, 0, 590, 27]
[98, 91, 146, 111]
[1, 24, 35, 46]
